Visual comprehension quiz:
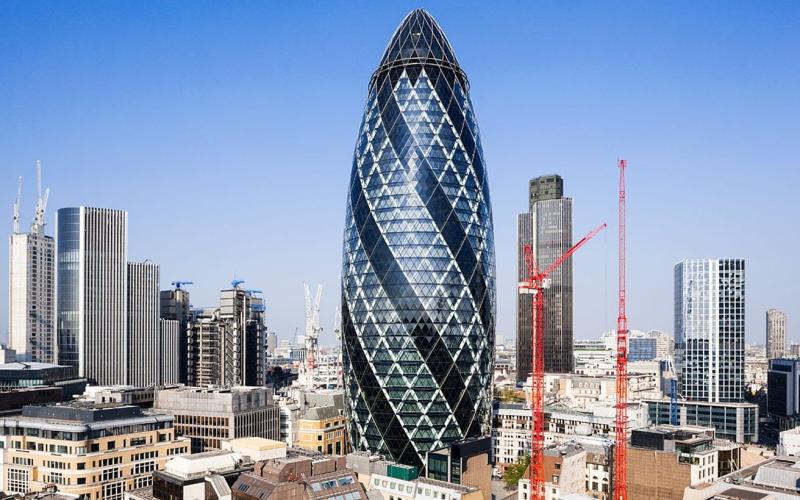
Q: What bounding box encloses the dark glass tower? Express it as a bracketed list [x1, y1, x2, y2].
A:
[341, 10, 496, 468]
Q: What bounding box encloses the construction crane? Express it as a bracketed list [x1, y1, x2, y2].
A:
[231, 279, 245, 288]
[171, 280, 194, 289]
[614, 159, 629, 500]
[12, 176, 22, 234]
[520, 222, 606, 500]
[31, 161, 49, 234]
[301, 283, 323, 387]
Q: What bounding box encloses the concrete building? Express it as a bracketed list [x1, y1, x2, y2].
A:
[154, 386, 280, 452]
[645, 398, 759, 443]
[518, 442, 587, 500]
[767, 308, 788, 360]
[159, 319, 179, 385]
[675, 259, 745, 403]
[492, 403, 531, 473]
[778, 427, 800, 456]
[187, 285, 266, 387]
[295, 406, 347, 456]
[683, 454, 800, 500]
[56, 207, 128, 385]
[0, 403, 189, 497]
[160, 286, 191, 384]
[627, 426, 721, 500]
[0, 357, 87, 414]
[127, 262, 160, 387]
[517, 175, 573, 381]
[8, 228, 55, 363]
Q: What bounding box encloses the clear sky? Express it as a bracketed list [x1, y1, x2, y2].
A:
[1, 1, 798, 346]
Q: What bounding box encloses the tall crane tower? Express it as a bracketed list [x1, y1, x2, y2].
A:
[614, 159, 629, 500]
[520, 222, 606, 500]
[12, 176, 22, 234]
[31, 161, 50, 235]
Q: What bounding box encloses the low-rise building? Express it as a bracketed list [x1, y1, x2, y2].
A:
[154, 386, 280, 452]
[0, 403, 189, 498]
[127, 449, 255, 500]
[369, 466, 482, 500]
[492, 403, 530, 473]
[295, 406, 347, 455]
[0, 360, 87, 415]
[627, 426, 722, 500]
[778, 426, 800, 456]
[518, 443, 587, 500]
[426, 438, 492, 500]
[644, 399, 759, 443]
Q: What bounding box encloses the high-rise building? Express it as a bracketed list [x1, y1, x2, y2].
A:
[8, 169, 55, 363]
[341, 9, 496, 468]
[674, 259, 745, 403]
[56, 207, 128, 385]
[8, 233, 55, 363]
[517, 175, 573, 381]
[160, 286, 191, 383]
[767, 309, 787, 360]
[160, 318, 180, 384]
[128, 261, 160, 387]
[187, 285, 266, 387]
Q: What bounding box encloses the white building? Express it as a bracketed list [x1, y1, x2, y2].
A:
[518, 442, 587, 500]
[675, 259, 745, 403]
[8, 231, 54, 363]
[493, 403, 531, 473]
[127, 261, 160, 387]
[767, 309, 787, 359]
[779, 427, 800, 456]
[369, 473, 482, 500]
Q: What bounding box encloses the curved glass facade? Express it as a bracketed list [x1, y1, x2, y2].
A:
[341, 9, 496, 467]
[56, 207, 81, 370]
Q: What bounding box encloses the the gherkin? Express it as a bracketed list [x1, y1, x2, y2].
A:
[341, 9, 496, 468]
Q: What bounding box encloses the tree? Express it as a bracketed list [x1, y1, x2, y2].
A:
[496, 388, 526, 403]
[503, 454, 531, 488]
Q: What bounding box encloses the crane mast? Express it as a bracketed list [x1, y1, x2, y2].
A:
[521, 222, 606, 500]
[13, 176, 22, 234]
[614, 159, 628, 500]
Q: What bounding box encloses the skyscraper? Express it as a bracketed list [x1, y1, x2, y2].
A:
[675, 259, 745, 403]
[127, 261, 160, 386]
[8, 230, 55, 363]
[8, 167, 55, 363]
[767, 309, 787, 360]
[341, 9, 496, 468]
[56, 207, 128, 385]
[516, 174, 573, 381]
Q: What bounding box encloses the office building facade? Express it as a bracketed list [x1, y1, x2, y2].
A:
[56, 207, 128, 385]
[127, 262, 160, 387]
[767, 309, 787, 360]
[674, 259, 745, 403]
[186, 285, 266, 387]
[517, 175, 573, 381]
[160, 319, 180, 385]
[341, 9, 496, 468]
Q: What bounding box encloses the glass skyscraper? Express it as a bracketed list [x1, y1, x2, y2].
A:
[675, 259, 745, 403]
[341, 9, 496, 468]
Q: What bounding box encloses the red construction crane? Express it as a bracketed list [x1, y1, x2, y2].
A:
[521, 222, 607, 500]
[614, 159, 629, 500]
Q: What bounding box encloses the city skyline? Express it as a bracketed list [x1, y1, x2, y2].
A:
[2, 2, 798, 346]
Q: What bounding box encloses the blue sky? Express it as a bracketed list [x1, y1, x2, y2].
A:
[1, 1, 798, 346]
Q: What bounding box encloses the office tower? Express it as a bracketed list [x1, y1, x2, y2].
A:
[341, 10, 496, 468]
[56, 207, 128, 385]
[767, 309, 787, 360]
[267, 331, 277, 356]
[8, 170, 55, 363]
[675, 259, 745, 402]
[127, 261, 160, 386]
[160, 286, 191, 382]
[186, 284, 266, 387]
[160, 318, 180, 384]
[516, 174, 573, 381]
[767, 358, 800, 422]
